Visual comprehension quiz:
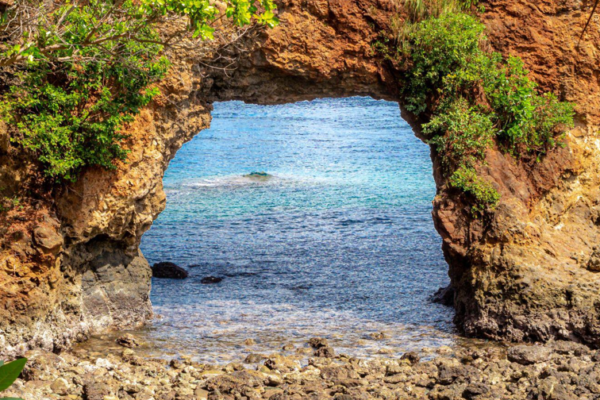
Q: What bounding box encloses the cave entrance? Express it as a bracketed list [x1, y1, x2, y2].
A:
[139, 97, 454, 363]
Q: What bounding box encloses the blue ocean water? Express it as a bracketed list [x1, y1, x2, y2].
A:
[137, 97, 456, 363]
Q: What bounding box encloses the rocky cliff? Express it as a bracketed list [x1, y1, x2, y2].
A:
[1, 0, 600, 356]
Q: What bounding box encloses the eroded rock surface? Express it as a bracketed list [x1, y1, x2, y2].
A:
[1, 0, 600, 356]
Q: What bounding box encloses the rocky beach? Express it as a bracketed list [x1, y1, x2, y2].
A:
[4, 336, 599, 400]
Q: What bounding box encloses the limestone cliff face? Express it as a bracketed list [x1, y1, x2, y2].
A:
[1, 0, 600, 356]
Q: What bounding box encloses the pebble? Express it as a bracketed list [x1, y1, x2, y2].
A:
[3, 340, 600, 400]
[51, 378, 69, 395]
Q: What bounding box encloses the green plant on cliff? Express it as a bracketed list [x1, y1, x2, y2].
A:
[394, 10, 574, 214]
[448, 165, 500, 215]
[0, 0, 278, 181]
[0, 358, 27, 400]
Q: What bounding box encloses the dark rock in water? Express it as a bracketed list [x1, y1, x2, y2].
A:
[201, 276, 223, 284]
[430, 285, 455, 306]
[308, 337, 335, 358]
[400, 351, 420, 365]
[244, 353, 267, 363]
[152, 262, 188, 279]
[116, 333, 141, 348]
[308, 337, 329, 349]
[368, 332, 387, 340]
[314, 346, 335, 358]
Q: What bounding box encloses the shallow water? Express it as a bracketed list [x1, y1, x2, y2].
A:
[114, 97, 463, 363]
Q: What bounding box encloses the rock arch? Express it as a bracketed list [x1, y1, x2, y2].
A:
[2, 0, 600, 356]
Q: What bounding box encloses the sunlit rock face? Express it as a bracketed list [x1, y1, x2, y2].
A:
[1, 0, 600, 356]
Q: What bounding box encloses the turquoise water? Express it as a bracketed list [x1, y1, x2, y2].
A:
[138, 97, 456, 363]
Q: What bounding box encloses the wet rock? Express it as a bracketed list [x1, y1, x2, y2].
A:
[368, 332, 387, 340]
[430, 285, 455, 306]
[313, 346, 335, 358]
[116, 333, 141, 348]
[507, 345, 551, 365]
[201, 276, 223, 284]
[308, 337, 335, 358]
[224, 362, 245, 373]
[152, 262, 188, 279]
[264, 354, 299, 372]
[400, 351, 420, 365]
[308, 338, 329, 349]
[244, 353, 266, 363]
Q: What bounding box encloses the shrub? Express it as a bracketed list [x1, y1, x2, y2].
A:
[0, 38, 168, 181]
[424, 97, 494, 168]
[449, 165, 500, 214]
[482, 57, 575, 157]
[402, 13, 484, 115]
[0, 0, 279, 182]
[395, 11, 574, 214]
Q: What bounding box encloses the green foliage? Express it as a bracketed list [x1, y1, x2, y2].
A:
[0, 196, 21, 213]
[0, 8, 168, 180]
[1, 0, 280, 65]
[424, 97, 494, 167]
[0, 0, 279, 181]
[396, 12, 574, 214]
[481, 57, 575, 156]
[402, 12, 484, 115]
[449, 165, 500, 214]
[0, 358, 27, 400]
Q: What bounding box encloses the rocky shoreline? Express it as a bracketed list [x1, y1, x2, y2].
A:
[4, 337, 599, 400]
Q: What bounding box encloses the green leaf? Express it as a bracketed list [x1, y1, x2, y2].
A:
[0, 358, 27, 392]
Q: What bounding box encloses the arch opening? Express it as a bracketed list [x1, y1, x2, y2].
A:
[127, 96, 457, 363]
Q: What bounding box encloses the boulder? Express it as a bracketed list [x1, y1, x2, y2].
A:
[430, 285, 455, 306]
[308, 338, 329, 349]
[152, 262, 188, 279]
[314, 346, 335, 358]
[587, 248, 600, 272]
[33, 224, 63, 252]
[116, 333, 141, 348]
[400, 351, 420, 365]
[507, 345, 551, 365]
